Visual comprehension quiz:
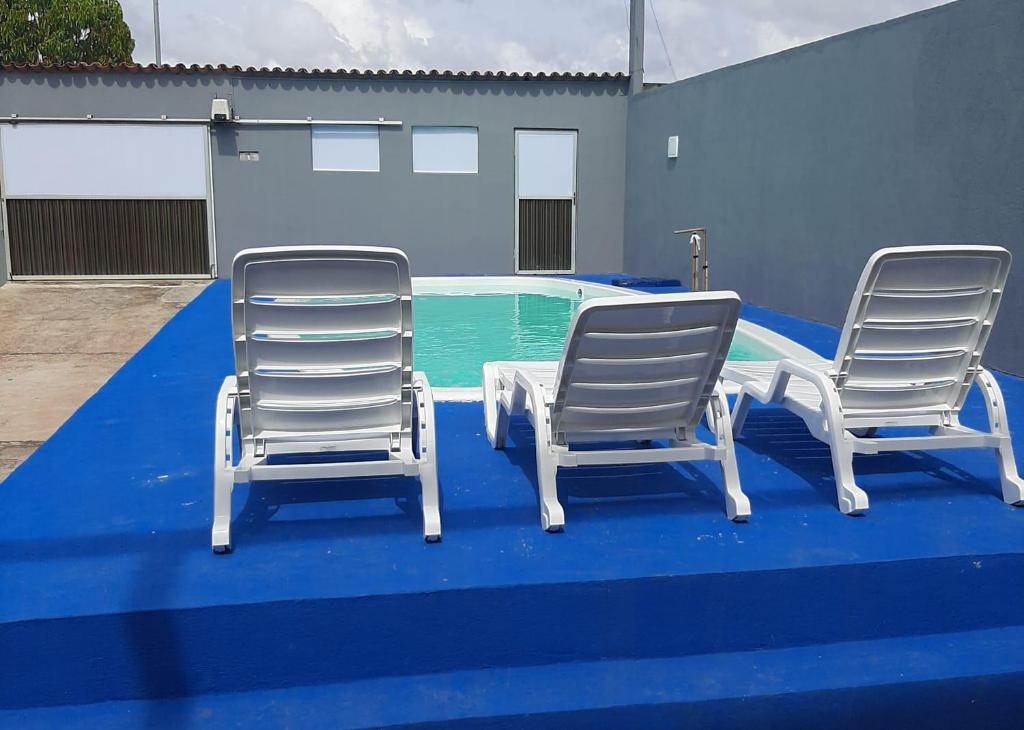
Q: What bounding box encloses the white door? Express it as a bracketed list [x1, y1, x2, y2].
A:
[515, 129, 577, 273]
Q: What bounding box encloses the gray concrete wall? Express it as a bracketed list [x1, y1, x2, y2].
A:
[0, 71, 628, 277]
[623, 0, 1024, 374]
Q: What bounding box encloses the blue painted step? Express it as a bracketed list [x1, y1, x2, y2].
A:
[5, 627, 1022, 729]
[4, 553, 1022, 709]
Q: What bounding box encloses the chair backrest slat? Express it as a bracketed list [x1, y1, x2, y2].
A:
[832, 245, 1011, 413]
[231, 246, 413, 442]
[550, 292, 741, 444]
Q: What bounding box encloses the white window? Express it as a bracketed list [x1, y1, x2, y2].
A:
[0, 123, 208, 198]
[516, 130, 575, 198]
[412, 126, 478, 174]
[311, 125, 380, 172]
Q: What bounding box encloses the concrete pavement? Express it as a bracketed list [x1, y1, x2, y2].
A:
[0, 281, 208, 481]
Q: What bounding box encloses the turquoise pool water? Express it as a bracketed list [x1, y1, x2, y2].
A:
[413, 293, 778, 388]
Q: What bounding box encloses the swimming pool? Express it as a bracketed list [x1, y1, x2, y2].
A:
[411, 277, 812, 396]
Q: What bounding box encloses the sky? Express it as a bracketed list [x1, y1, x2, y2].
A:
[120, 0, 951, 82]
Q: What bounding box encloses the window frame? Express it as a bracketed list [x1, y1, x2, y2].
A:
[411, 125, 479, 175]
[311, 124, 381, 173]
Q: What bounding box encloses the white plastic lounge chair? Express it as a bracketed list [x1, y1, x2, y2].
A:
[724, 245, 1023, 514]
[212, 245, 440, 552]
[483, 291, 751, 531]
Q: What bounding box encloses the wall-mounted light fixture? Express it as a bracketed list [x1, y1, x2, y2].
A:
[211, 98, 232, 122]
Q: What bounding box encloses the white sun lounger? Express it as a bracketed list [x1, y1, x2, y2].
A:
[211, 245, 440, 552]
[483, 291, 751, 531]
[724, 245, 1023, 514]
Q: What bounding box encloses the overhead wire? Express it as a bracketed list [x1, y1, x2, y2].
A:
[647, 0, 678, 80]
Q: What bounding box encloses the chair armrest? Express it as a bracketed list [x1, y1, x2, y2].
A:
[768, 359, 843, 412]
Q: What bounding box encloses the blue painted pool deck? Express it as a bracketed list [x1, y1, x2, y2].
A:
[1, 277, 1023, 728]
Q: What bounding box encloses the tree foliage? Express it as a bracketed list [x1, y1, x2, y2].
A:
[0, 0, 134, 64]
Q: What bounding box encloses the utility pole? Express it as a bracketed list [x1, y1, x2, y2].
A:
[628, 0, 645, 94]
[153, 0, 162, 65]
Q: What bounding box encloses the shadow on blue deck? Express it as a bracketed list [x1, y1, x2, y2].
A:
[1, 277, 1022, 728]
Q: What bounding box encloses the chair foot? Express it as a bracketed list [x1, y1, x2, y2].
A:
[1000, 474, 1024, 506]
[722, 480, 751, 522]
[995, 446, 1024, 506]
[423, 499, 441, 541]
[540, 495, 565, 533]
[211, 515, 232, 554]
[422, 495, 441, 535]
[726, 496, 751, 523]
[212, 544, 233, 555]
[837, 484, 870, 515]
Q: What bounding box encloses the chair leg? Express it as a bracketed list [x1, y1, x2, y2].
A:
[420, 463, 442, 542]
[493, 404, 511, 451]
[731, 390, 754, 436]
[212, 379, 237, 553]
[720, 454, 750, 522]
[977, 369, 1024, 506]
[482, 364, 510, 449]
[708, 387, 751, 522]
[413, 373, 443, 542]
[827, 427, 870, 515]
[994, 443, 1024, 506]
[536, 444, 564, 532]
[511, 376, 564, 532]
[793, 373, 871, 515]
[212, 469, 234, 553]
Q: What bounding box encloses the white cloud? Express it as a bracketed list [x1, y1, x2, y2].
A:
[121, 0, 950, 81]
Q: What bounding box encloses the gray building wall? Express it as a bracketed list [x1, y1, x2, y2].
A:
[623, 0, 1024, 374]
[0, 71, 628, 277]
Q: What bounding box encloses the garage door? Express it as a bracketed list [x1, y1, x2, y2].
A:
[1, 123, 212, 277]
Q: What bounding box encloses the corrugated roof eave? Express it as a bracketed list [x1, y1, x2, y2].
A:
[0, 62, 628, 82]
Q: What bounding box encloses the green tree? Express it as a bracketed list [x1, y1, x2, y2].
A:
[0, 0, 134, 64]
